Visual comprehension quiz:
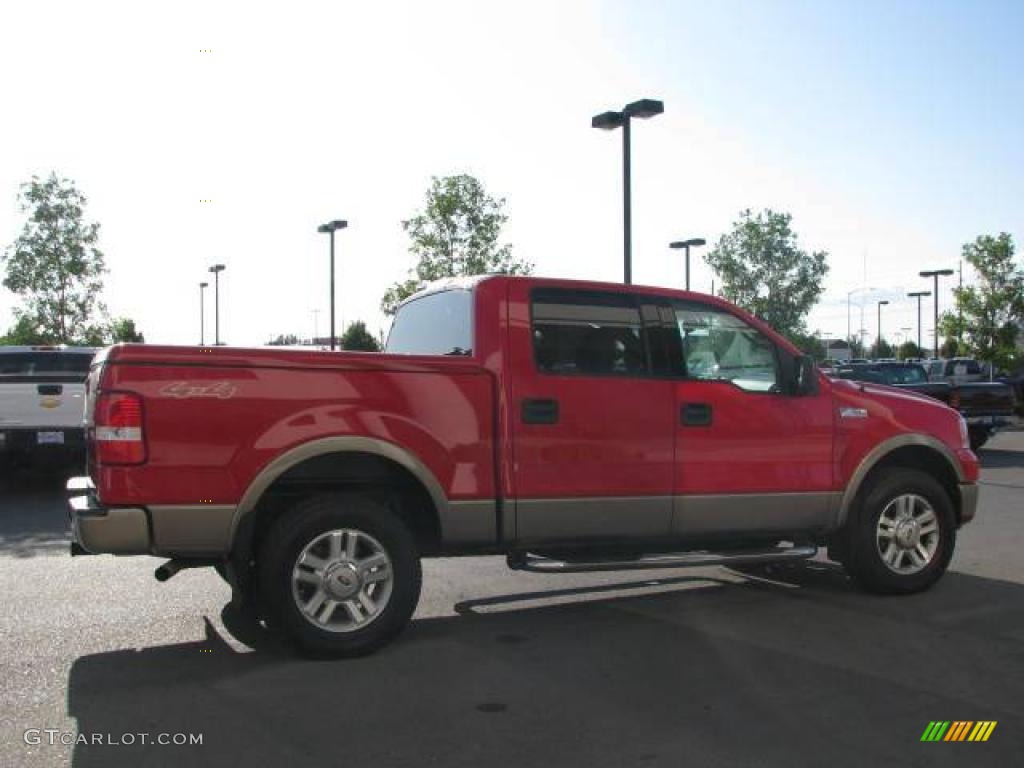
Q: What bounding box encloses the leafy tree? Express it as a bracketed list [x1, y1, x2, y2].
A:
[0, 315, 51, 345]
[267, 333, 301, 346]
[341, 320, 381, 352]
[938, 233, 1023, 371]
[898, 340, 923, 360]
[939, 334, 966, 359]
[790, 331, 825, 360]
[2, 173, 107, 343]
[846, 335, 866, 359]
[874, 339, 895, 359]
[108, 317, 144, 343]
[704, 209, 829, 340]
[381, 175, 531, 314]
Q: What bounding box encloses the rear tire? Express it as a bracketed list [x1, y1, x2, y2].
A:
[258, 492, 421, 657]
[842, 468, 955, 595]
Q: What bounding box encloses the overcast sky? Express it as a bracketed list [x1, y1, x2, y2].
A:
[1, 0, 1021, 348]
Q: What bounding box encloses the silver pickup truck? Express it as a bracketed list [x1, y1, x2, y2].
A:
[0, 346, 96, 468]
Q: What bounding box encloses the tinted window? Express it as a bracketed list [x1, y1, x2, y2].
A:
[386, 290, 473, 356]
[879, 365, 928, 385]
[0, 352, 94, 379]
[673, 302, 779, 392]
[531, 290, 647, 376]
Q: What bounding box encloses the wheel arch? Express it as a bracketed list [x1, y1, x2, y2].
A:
[838, 434, 965, 527]
[229, 437, 449, 575]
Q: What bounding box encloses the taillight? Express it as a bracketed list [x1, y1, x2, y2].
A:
[94, 391, 146, 464]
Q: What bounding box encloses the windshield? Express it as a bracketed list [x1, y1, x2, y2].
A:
[385, 290, 473, 356]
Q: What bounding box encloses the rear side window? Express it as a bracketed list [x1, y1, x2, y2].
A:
[880, 365, 928, 385]
[0, 352, 94, 380]
[386, 289, 473, 356]
[531, 289, 647, 377]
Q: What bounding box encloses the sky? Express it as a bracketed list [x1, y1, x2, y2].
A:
[1, 0, 1021, 349]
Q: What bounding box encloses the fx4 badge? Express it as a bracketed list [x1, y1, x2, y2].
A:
[160, 381, 237, 400]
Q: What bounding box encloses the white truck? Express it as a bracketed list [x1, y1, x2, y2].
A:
[0, 346, 96, 468]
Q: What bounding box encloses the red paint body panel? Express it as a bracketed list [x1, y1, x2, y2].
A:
[87, 276, 976, 529]
[94, 350, 495, 506]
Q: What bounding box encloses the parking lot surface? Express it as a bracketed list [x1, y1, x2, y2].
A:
[1, 433, 1022, 767]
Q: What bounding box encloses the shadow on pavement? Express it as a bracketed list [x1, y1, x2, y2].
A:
[67, 565, 1023, 767]
[0, 466, 72, 557]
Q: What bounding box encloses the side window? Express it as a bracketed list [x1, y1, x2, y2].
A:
[673, 301, 779, 392]
[531, 289, 647, 377]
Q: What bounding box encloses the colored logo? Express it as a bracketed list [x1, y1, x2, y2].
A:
[921, 721, 997, 742]
[39, 397, 61, 409]
[159, 381, 237, 400]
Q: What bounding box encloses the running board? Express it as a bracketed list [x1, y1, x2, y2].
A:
[507, 545, 817, 574]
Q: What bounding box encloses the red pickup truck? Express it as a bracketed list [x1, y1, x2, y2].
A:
[68, 275, 980, 656]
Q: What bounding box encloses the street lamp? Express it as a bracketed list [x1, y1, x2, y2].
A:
[317, 219, 348, 350]
[669, 238, 706, 290]
[907, 290, 931, 354]
[919, 269, 954, 358]
[198, 281, 208, 345]
[208, 264, 225, 345]
[846, 287, 876, 349]
[592, 98, 664, 284]
[876, 300, 889, 358]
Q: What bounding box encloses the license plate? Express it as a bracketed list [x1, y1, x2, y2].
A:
[37, 431, 65, 445]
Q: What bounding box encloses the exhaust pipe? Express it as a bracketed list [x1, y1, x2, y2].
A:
[154, 558, 218, 582]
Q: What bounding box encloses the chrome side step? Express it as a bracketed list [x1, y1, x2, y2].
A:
[507, 545, 817, 574]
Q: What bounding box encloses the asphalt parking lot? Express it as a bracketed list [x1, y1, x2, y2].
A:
[1, 434, 1022, 767]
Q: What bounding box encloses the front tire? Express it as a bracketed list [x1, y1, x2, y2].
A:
[258, 493, 422, 657]
[843, 468, 956, 595]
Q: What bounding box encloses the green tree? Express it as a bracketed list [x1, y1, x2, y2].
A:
[898, 340, 923, 360]
[381, 175, 531, 314]
[939, 233, 1023, 371]
[874, 339, 895, 359]
[2, 173, 107, 343]
[108, 317, 144, 343]
[846, 335, 866, 359]
[0, 315, 51, 345]
[703, 209, 829, 340]
[790, 331, 825, 360]
[341, 320, 381, 352]
[939, 334, 965, 359]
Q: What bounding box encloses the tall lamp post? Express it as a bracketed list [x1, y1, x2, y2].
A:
[907, 290, 931, 354]
[919, 269, 954, 358]
[592, 98, 664, 284]
[317, 219, 348, 350]
[208, 264, 225, 345]
[669, 238, 706, 290]
[876, 300, 889, 357]
[198, 281, 208, 345]
[846, 287, 875, 351]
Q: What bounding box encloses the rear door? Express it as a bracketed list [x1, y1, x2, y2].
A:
[508, 284, 675, 544]
[666, 300, 836, 538]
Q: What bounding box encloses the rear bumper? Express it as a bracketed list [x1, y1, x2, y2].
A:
[65, 476, 236, 556]
[959, 483, 979, 525]
[66, 477, 150, 555]
[1, 427, 85, 455]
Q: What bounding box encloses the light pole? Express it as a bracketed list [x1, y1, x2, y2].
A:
[317, 219, 348, 350]
[198, 281, 208, 345]
[669, 238, 706, 290]
[919, 269, 954, 358]
[907, 290, 931, 354]
[592, 98, 664, 284]
[208, 264, 225, 345]
[846, 287, 875, 349]
[876, 300, 889, 357]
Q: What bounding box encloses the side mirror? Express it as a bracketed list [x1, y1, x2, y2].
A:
[792, 355, 818, 395]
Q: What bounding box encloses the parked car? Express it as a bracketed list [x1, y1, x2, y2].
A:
[68, 276, 980, 656]
[835, 361, 1016, 449]
[0, 346, 97, 468]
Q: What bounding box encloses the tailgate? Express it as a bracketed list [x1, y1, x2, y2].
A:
[0, 380, 88, 429]
[956, 383, 1017, 417]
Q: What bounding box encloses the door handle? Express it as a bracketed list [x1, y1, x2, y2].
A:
[681, 402, 712, 426]
[522, 398, 559, 425]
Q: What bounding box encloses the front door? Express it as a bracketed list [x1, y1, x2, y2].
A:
[668, 299, 836, 537]
[508, 284, 675, 545]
